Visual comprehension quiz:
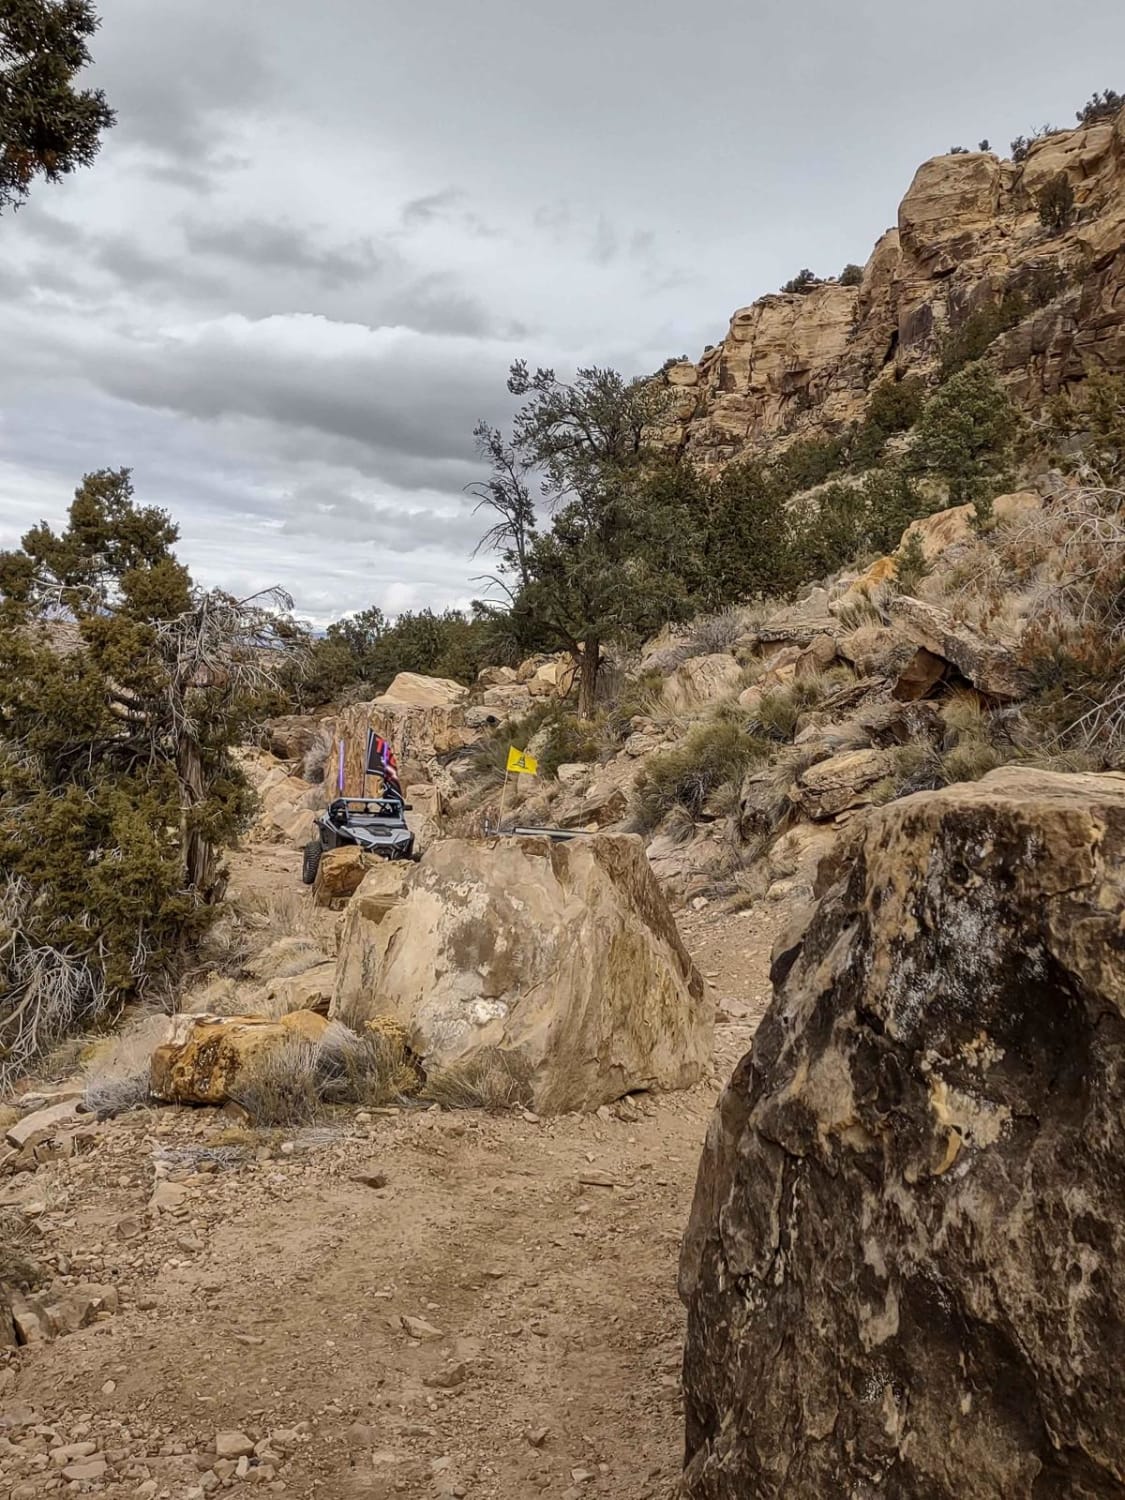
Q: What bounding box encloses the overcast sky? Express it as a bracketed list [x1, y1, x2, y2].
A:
[3, 1, 1123, 625]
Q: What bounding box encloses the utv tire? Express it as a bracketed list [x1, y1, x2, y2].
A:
[301, 840, 323, 885]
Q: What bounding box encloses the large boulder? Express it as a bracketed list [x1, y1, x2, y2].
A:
[888, 596, 1028, 699]
[680, 769, 1125, 1499]
[265, 714, 323, 764]
[331, 835, 711, 1114]
[313, 845, 373, 908]
[150, 1012, 329, 1105]
[375, 672, 468, 708]
[663, 654, 743, 714]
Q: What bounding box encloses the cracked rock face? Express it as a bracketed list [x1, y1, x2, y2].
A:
[679, 768, 1125, 1498]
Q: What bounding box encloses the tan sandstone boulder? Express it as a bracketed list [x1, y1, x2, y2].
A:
[150, 1012, 329, 1105]
[313, 846, 373, 908]
[792, 747, 898, 820]
[680, 768, 1125, 1499]
[375, 672, 468, 708]
[663, 653, 742, 714]
[888, 595, 1028, 699]
[331, 835, 711, 1114]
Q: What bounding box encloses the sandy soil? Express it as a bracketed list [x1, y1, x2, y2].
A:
[0, 845, 788, 1500]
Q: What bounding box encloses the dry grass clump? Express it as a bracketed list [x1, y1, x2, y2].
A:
[420, 1049, 532, 1112]
[301, 726, 334, 783]
[231, 1020, 420, 1126]
[81, 1015, 170, 1116]
[749, 667, 855, 742]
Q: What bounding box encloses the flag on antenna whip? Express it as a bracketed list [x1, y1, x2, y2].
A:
[506, 746, 538, 775]
[365, 728, 403, 794]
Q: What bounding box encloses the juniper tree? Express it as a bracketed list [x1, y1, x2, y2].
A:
[0, 0, 115, 213]
[0, 471, 299, 1080]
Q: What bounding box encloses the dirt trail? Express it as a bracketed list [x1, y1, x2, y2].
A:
[0, 845, 789, 1500]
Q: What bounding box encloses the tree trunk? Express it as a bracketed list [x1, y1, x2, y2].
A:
[577, 638, 600, 719]
[177, 733, 219, 901]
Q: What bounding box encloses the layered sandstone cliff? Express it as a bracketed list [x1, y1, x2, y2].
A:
[666, 112, 1125, 465]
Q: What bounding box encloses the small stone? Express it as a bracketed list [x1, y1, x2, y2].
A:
[279, 1142, 295, 1156]
[350, 1172, 388, 1190]
[214, 1432, 255, 1459]
[101, 1380, 117, 1395]
[134, 1482, 158, 1498]
[51, 1443, 99, 1466]
[63, 1458, 108, 1481]
[345, 1423, 377, 1448]
[526, 1428, 550, 1448]
[176, 1234, 204, 1255]
[401, 1314, 443, 1340]
[423, 1361, 467, 1389]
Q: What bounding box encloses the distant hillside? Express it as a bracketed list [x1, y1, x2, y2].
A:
[660, 110, 1125, 466]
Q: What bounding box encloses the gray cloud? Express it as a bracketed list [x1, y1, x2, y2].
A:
[5, 0, 1125, 623]
[183, 218, 384, 288]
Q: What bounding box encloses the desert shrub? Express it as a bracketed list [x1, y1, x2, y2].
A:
[781, 269, 818, 295]
[979, 140, 991, 152]
[770, 436, 849, 494]
[231, 1021, 419, 1125]
[1010, 125, 1060, 164]
[420, 1048, 532, 1111]
[682, 608, 747, 657]
[1047, 368, 1125, 479]
[848, 377, 927, 470]
[1077, 89, 1122, 124]
[301, 726, 333, 784]
[634, 719, 770, 829]
[892, 530, 931, 595]
[941, 738, 1006, 783]
[839, 263, 864, 287]
[748, 668, 855, 745]
[1038, 172, 1076, 233]
[80, 1017, 169, 1116]
[949, 145, 969, 155]
[833, 593, 885, 631]
[539, 713, 601, 779]
[0, 878, 108, 1095]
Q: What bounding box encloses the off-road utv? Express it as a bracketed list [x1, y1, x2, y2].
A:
[301, 793, 418, 883]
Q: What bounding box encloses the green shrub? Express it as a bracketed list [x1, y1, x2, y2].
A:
[539, 713, 601, 779]
[892, 529, 930, 595]
[1077, 89, 1122, 124]
[781, 269, 818, 295]
[911, 363, 1018, 517]
[1038, 173, 1076, 233]
[839, 264, 864, 287]
[750, 669, 853, 742]
[635, 719, 770, 829]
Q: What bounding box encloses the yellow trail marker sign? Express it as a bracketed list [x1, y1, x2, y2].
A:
[506, 746, 538, 775]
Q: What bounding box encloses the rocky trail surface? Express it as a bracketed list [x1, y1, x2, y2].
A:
[0, 841, 789, 1500]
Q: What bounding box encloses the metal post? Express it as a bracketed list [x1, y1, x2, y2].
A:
[496, 767, 511, 833]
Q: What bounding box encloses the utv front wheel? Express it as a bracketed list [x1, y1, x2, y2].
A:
[301, 840, 323, 885]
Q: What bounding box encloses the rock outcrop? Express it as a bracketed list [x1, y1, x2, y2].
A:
[667, 113, 1125, 468]
[331, 834, 711, 1113]
[680, 768, 1125, 1498]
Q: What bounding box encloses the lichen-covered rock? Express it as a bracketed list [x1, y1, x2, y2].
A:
[331, 834, 711, 1114]
[680, 768, 1125, 1499]
[150, 1012, 330, 1105]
